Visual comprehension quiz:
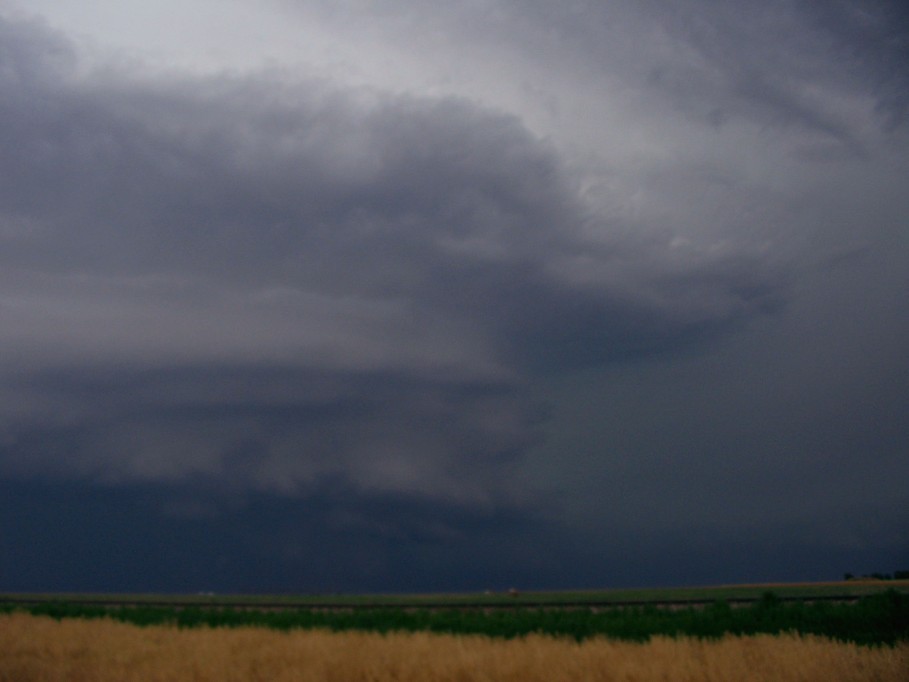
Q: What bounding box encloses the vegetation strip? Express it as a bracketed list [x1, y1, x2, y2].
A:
[2, 590, 907, 646]
[0, 594, 878, 611]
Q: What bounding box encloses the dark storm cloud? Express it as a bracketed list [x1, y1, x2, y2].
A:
[0, 1, 906, 594]
[0, 364, 543, 509]
[3, 476, 902, 593]
[0, 11, 783, 515]
[0, 478, 551, 592]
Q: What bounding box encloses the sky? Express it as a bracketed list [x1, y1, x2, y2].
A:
[1, 0, 907, 594]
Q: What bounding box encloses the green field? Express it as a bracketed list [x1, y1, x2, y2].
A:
[2, 582, 908, 646]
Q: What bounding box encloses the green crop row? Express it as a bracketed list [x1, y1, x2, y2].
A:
[3, 590, 907, 646]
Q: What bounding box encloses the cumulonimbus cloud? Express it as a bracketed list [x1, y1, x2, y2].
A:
[0, 12, 785, 509]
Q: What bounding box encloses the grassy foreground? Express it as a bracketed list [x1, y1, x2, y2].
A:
[1, 613, 907, 682]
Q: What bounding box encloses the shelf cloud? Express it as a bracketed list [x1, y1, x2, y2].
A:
[1, 1, 906, 592]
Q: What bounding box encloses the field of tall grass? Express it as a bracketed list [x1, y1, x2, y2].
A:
[2, 612, 907, 682]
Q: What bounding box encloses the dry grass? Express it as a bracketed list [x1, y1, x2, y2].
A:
[1, 613, 906, 682]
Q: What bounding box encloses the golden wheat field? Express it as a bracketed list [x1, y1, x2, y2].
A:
[1, 613, 906, 682]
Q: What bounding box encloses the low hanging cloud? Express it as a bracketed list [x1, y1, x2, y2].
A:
[0, 12, 785, 511]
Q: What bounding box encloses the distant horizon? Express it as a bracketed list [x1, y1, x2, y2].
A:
[5, 576, 909, 599]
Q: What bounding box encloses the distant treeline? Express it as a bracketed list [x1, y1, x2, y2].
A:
[3, 590, 907, 646]
[844, 570, 909, 581]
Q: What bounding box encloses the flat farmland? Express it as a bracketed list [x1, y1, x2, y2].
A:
[4, 579, 907, 610]
[2, 582, 906, 681]
[2, 582, 907, 646]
